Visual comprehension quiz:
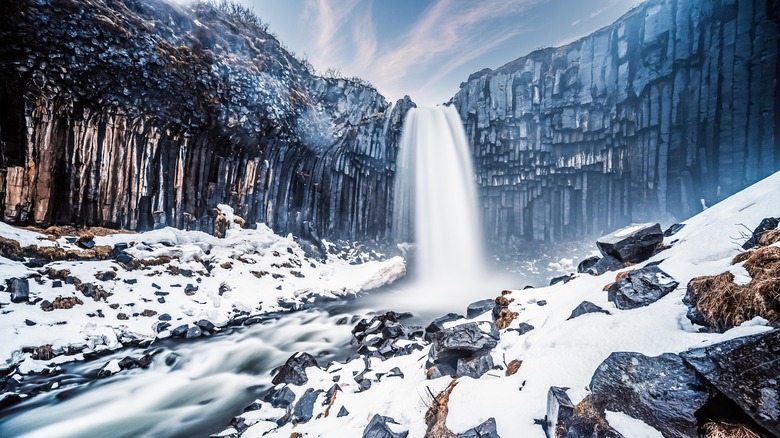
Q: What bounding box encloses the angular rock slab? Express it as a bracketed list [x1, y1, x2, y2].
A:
[596, 223, 663, 264]
[567, 301, 610, 320]
[272, 352, 319, 386]
[586, 255, 624, 276]
[607, 265, 678, 310]
[577, 256, 600, 273]
[545, 386, 574, 438]
[681, 329, 780, 436]
[427, 322, 499, 379]
[466, 299, 495, 319]
[362, 414, 408, 438]
[458, 417, 499, 438]
[590, 352, 709, 438]
[7, 278, 30, 303]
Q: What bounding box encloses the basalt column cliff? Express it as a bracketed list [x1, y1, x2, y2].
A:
[453, 0, 780, 245]
[0, 0, 414, 241]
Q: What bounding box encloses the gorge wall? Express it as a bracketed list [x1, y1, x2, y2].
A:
[452, 0, 780, 245]
[0, 0, 414, 242]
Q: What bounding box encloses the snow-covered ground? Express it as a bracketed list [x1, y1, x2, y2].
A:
[228, 171, 779, 437]
[0, 216, 405, 374]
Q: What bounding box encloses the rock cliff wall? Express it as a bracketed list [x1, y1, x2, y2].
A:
[452, 0, 780, 245]
[0, 0, 414, 241]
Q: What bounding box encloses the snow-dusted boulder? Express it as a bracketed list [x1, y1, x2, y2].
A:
[596, 223, 663, 264]
[606, 265, 678, 310]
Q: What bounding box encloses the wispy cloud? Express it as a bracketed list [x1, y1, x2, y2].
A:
[303, 0, 362, 69]
[347, 2, 377, 72]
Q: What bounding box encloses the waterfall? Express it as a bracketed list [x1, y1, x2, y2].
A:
[393, 105, 485, 285]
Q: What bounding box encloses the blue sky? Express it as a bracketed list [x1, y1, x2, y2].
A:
[239, 0, 641, 105]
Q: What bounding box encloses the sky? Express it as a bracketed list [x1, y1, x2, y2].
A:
[239, 0, 641, 105]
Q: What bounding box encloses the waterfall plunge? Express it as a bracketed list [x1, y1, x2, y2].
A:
[393, 105, 486, 286]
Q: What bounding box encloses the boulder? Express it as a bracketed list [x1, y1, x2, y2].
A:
[292, 388, 322, 423]
[596, 223, 663, 264]
[467, 299, 495, 318]
[7, 278, 30, 303]
[337, 406, 349, 417]
[567, 301, 610, 320]
[362, 414, 408, 438]
[263, 385, 296, 409]
[589, 352, 709, 438]
[508, 323, 534, 336]
[586, 255, 624, 276]
[544, 386, 574, 438]
[352, 311, 418, 360]
[272, 352, 319, 386]
[458, 417, 499, 438]
[681, 329, 780, 436]
[549, 275, 573, 286]
[424, 313, 464, 342]
[427, 322, 499, 379]
[171, 324, 189, 337]
[607, 265, 678, 310]
[577, 256, 600, 273]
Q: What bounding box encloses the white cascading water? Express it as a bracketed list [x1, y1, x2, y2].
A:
[393, 105, 485, 286]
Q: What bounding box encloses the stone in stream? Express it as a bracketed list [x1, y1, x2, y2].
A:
[589, 352, 709, 437]
[680, 329, 780, 436]
[596, 223, 663, 264]
[185, 326, 202, 339]
[7, 278, 30, 303]
[362, 414, 408, 438]
[272, 352, 319, 386]
[606, 265, 678, 310]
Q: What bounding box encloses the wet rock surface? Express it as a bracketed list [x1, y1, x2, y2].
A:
[271, 352, 319, 386]
[596, 223, 663, 264]
[607, 265, 678, 310]
[681, 330, 780, 436]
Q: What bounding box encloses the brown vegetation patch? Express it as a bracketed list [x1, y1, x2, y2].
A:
[758, 229, 780, 247]
[495, 295, 513, 307]
[571, 395, 612, 434]
[31, 344, 54, 361]
[251, 270, 269, 278]
[688, 245, 780, 331]
[317, 387, 340, 419]
[732, 251, 753, 265]
[23, 225, 135, 239]
[424, 379, 458, 438]
[140, 309, 157, 317]
[220, 261, 233, 269]
[495, 307, 519, 330]
[505, 359, 522, 376]
[602, 282, 615, 291]
[615, 271, 630, 282]
[0, 236, 112, 262]
[703, 422, 761, 438]
[52, 296, 83, 310]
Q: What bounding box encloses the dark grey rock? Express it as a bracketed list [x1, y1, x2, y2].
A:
[537, 300, 547, 306]
[577, 256, 600, 274]
[184, 284, 198, 294]
[586, 255, 624, 276]
[663, 224, 685, 237]
[52, 280, 62, 288]
[590, 352, 709, 438]
[607, 265, 678, 310]
[567, 301, 610, 320]
[337, 406, 349, 417]
[508, 323, 534, 336]
[467, 299, 495, 318]
[185, 326, 202, 338]
[424, 313, 464, 342]
[7, 278, 29, 303]
[170, 324, 189, 337]
[681, 329, 780, 436]
[596, 223, 663, 264]
[76, 236, 95, 249]
[272, 352, 319, 386]
[362, 414, 408, 438]
[263, 385, 296, 409]
[195, 319, 215, 332]
[292, 388, 322, 423]
[427, 322, 499, 379]
[544, 386, 574, 438]
[742, 217, 780, 250]
[158, 313, 171, 321]
[456, 351, 495, 379]
[549, 275, 572, 286]
[458, 417, 499, 438]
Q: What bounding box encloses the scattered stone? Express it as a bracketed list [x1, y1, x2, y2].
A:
[171, 324, 189, 337]
[508, 323, 534, 336]
[459, 417, 499, 438]
[607, 265, 678, 310]
[424, 313, 464, 342]
[427, 322, 499, 379]
[24, 319, 36, 326]
[195, 319, 216, 332]
[272, 352, 319, 386]
[76, 235, 96, 249]
[337, 406, 349, 417]
[742, 217, 779, 250]
[536, 300, 547, 306]
[139, 309, 157, 317]
[52, 280, 62, 288]
[664, 223, 685, 237]
[124, 279, 138, 285]
[590, 352, 708, 437]
[577, 256, 600, 273]
[158, 313, 171, 321]
[184, 284, 198, 295]
[467, 299, 495, 318]
[117, 312, 129, 320]
[40, 300, 53, 311]
[263, 385, 296, 409]
[567, 301, 610, 320]
[185, 326, 202, 338]
[7, 278, 30, 303]
[95, 271, 116, 281]
[549, 275, 573, 286]
[681, 329, 780, 435]
[362, 414, 408, 438]
[292, 388, 322, 423]
[352, 311, 418, 360]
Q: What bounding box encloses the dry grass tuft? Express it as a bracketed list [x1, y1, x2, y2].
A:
[424, 379, 458, 438]
[220, 261, 233, 269]
[496, 307, 519, 330]
[52, 296, 83, 310]
[688, 246, 780, 331]
[505, 359, 522, 376]
[732, 251, 753, 265]
[317, 387, 340, 419]
[615, 271, 630, 282]
[572, 395, 612, 434]
[703, 422, 761, 438]
[758, 229, 780, 246]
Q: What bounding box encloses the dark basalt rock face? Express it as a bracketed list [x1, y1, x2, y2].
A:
[426, 322, 499, 379]
[596, 223, 663, 264]
[271, 352, 319, 386]
[607, 265, 678, 310]
[0, 0, 414, 242]
[452, 0, 780, 246]
[589, 352, 709, 438]
[681, 330, 780, 436]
